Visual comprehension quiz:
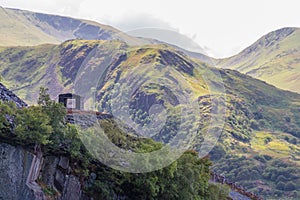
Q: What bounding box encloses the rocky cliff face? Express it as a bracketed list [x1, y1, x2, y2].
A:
[0, 83, 27, 108]
[0, 143, 89, 200]
[0, 143, 36, 200]
[0, 83, 89, 200]
[40, 155, 85, 200]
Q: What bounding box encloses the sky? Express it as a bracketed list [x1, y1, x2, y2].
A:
[1, 0, 300, 58]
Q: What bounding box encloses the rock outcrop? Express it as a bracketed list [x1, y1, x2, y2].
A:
[40, 155, 83, 200]
[0, 83, 27, 108]
[0, 143, 37, 200]
[0, 83, 90, 200]
[0, 143, 90, 200]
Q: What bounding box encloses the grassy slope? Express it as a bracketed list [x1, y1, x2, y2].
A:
[0, 40, 299, 198]
[217, 27, 300, 94]
[0, 7, 212, 65]
[0, 7, 60, 46]
[0, 44, 56, 100]
[0, 7, 136, 47]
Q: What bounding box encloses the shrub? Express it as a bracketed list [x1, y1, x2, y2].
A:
[276, 181, 285, 190]
[285, 182, 296, 191]
[276, 175, 287, 183]
[15, 106, 52, 145]
[254, 155, 266, 163]
[207, 183, 230, 200]
[210, 144, 226, 161]
[250, 119, 259, 130]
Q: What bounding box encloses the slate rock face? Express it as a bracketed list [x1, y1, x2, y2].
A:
[0, 83, 27, 108]
[0, 84, 101, 200]
[60, 175, 82, 200]
[0, 143, 95, 200]
[0, 143, 36, 200]
[41, 156, 59, 187]
[58, 156, 70, 170]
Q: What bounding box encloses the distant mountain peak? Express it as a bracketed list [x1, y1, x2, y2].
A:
[218, 26, 300, 94]
[262, 27, 297, 44]
[243, 27, 297, 54]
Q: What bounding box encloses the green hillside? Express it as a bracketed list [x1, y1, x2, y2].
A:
[0, 7, 137, 47]
[0, 7, 212, 65]
[0, 91, 222, 200]
[217, 27, 300, 94]
[0, 40, 299, 199]
[3, 6, 300, 96]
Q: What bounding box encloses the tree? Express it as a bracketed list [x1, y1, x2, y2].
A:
[13, 87, 67, 147]
[37, 87, 51, 106]
[0, 101, 17, 132]
[15, 106, 52, 145]
[207, 183, 230, 200]
[276, 181, 285, 190]
[37, 87, 67, 147]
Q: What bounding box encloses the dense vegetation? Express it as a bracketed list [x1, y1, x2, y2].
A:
[93, 44, 300, 198]
[0, 88, 230, 200]
[1, 39, 300, 199]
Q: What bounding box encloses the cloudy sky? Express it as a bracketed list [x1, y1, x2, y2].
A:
[1, 0, 300, 58]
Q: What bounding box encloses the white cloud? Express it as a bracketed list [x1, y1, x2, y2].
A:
[1, 0, 300, 58]
[106, 13, 177, 32]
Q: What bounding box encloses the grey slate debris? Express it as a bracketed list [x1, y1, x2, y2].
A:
[0, 83, 28, 108]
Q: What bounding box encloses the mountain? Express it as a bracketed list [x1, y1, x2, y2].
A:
[0, 83, 219, 200]
[0, 7, 299, 199]
[0, 7, 212, 65]
[217, 27, 300, 93]
[0, 39, 299, 199]
[0, 6, 136, 46]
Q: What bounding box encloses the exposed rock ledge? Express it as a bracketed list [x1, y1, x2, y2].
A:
[0, 143, 89, 200]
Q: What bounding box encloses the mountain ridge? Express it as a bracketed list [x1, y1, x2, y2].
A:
[217, 27, 300, 94]
[0, 7, 212, 64]
[0, 6, 137, 47]
[0, 39, 299, 198]
[0, 7, 299, 198]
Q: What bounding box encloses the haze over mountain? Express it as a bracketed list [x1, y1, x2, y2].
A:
[217, 27, 300, 94]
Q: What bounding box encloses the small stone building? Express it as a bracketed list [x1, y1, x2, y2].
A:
[58, 93, 83, 110]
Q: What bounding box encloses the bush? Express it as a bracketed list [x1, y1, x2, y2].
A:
[15, 106, 52, 145]
[250, 119, 259, 130]
[264, 137, 272, 144]
[285, 182, 296, 191]
[263, 154, 273, 161]
[207, 183, 230, 200]
[276, 181, 285, 190]
[253, 155, 266, 163]
[210, 144, 226, 161]
[276, 175, 287, 183]
[0, 101, 17, 132]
